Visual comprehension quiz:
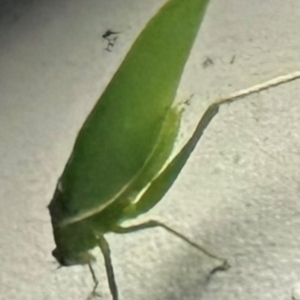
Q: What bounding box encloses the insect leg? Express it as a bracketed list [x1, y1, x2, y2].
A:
[87, 263, 101, 299]
[113, 220, 229, 269]
[118, 71, 300, 272]
[96, 235, 119, 300]
[121, 72, 300, 222]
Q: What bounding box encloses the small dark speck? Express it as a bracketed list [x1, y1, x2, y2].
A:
[102, 29, 120, 52]
[212, 167, 221, 174]
[233, 153, 241, 164]
[254, 117, 260, 123]
[202, 57, 214, 68]
[184, 99, 190, 105]
[183, 94, 194, 106]
[230, 55, 236, 64]
[102, 30, 120, 39]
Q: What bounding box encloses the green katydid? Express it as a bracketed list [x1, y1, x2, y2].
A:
[48, 0, 300, 298]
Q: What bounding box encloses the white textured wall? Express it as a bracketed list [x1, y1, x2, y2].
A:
[0, 0, 300, 299]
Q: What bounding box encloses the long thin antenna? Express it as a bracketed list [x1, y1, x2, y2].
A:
[217, 71, 300, 105]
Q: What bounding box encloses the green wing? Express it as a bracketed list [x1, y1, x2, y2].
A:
[49, 0, 210, 225]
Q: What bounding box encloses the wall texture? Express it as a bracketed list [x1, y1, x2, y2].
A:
[0, 0, 300, 299]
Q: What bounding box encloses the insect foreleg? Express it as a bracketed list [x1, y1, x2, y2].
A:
[87, 263, 101, 300]
[96, 235, 118, 300]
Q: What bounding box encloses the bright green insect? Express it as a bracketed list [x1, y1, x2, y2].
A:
[48, 0, 228, 298]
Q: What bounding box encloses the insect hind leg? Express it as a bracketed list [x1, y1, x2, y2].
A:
[112, 220, 229, 270]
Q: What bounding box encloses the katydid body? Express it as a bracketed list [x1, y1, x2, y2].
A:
[48, 0, 300, 297]
[48, 0, 223, 299]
